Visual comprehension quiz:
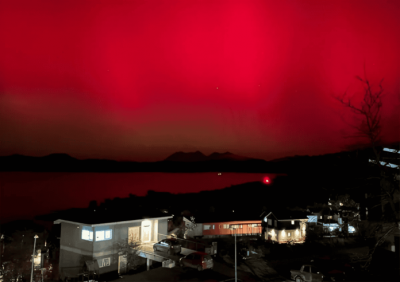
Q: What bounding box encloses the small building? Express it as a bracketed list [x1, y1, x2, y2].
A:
[188, 213, 262, 239]
[54, 209, 171, 280]
[261, 211, 308, 244]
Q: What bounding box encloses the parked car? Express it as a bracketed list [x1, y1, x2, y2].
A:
[153, 238, 182, 255]
[311, 257, 355, 281]
[290, 265, 324, 282]
[179, 251, 214, 271]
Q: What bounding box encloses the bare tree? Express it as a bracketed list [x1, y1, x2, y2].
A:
[335, 73, 400, 272]
[114, 239, 142, 273]
[184, 216, 198, 235]
[334, 73, 399, 227]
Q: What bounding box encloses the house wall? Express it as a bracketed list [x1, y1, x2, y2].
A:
[158, 218, 168, 241]
[278, 228, 303, 243]
[92, 222, 139, 275]
[263, 218, 307, 243]
[59, 222, 94, 280]
[185, 222, 203, 238]
[59, 218, 170, 278]
[264, 226, 280, 242]
[278, 220, 301, 230]
[202, 221, 262, 237]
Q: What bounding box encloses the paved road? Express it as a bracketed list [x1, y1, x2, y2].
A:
[115, 260, 261, 282]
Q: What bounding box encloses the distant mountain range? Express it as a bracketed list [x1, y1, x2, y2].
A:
[0, 142, 398, 173]
[164, 151, 257, 162]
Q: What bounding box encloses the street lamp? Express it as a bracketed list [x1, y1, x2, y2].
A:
[230, 226, 237, 282]
[0, 234, 4, 266]
[30, 235, 39, 282]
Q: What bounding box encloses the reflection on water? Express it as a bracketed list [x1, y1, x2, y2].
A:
[0, 172, 281, 223]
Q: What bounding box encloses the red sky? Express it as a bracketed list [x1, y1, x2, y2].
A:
[0, 0, 399, 162]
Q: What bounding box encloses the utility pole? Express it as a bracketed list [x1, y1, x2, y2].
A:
[30, 235, 38, 282]
[230, 226, 237, 282]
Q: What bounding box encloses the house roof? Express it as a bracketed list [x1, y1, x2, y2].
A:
[49, 207, 172, 226]
[273, 210, 309, 220]
[194, 211, 261, 224]
[260, 211, 279, 221]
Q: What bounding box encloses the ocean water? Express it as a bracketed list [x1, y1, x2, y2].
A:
[0, 172, 280, 223]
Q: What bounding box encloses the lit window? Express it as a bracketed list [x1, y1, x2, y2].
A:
[95, 226, 112, 241]
[291, 220, 294, 225]
[223, 224, 229, 229]
[268, 219, 272, 226]
[212, 225, 215, 229]
[252, 224, 258, 227]
[328, 216, 332, 219]
[274, 221, 277, 227]
[320, 216, 322, 219]
[288, 233, 291, 237]
[204, 225, 211, 230]
[82, 226, 93, 241]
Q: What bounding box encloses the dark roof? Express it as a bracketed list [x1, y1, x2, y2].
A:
[39, 208, 171, 225]
[260, 211, 278, 220]
[273, 210, 309, 220]
[195, 211, 261, 224]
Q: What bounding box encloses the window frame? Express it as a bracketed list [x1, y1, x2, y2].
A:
[82, 226, 93, 241]
[95, 226, 112, 242]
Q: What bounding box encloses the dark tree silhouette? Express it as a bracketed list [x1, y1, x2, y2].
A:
[335, 74, 399, 223]
[335, 72, 400, 270]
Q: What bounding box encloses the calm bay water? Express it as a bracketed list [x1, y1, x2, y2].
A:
[0, 172, 279, 223]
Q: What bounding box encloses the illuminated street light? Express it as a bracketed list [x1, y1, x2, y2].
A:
[230, 226, 237, 282]
[30, 235, 39, 282]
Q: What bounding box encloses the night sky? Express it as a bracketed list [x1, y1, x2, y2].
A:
[1, 0, 399, 162]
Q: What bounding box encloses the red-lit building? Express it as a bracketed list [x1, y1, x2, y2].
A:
[201, 220, 262, 238]
[183, 212, 263, 239]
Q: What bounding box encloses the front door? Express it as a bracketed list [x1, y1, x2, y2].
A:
[142, 223, 151, 242]
[118, 255, 127, 274]
[128, 227, 141, 245]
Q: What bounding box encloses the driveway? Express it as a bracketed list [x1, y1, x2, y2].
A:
[139, 242, 196, 262]
[114, 261, 261, 282]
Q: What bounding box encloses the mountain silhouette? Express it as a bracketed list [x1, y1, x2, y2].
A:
[165, 151, 255, 162]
